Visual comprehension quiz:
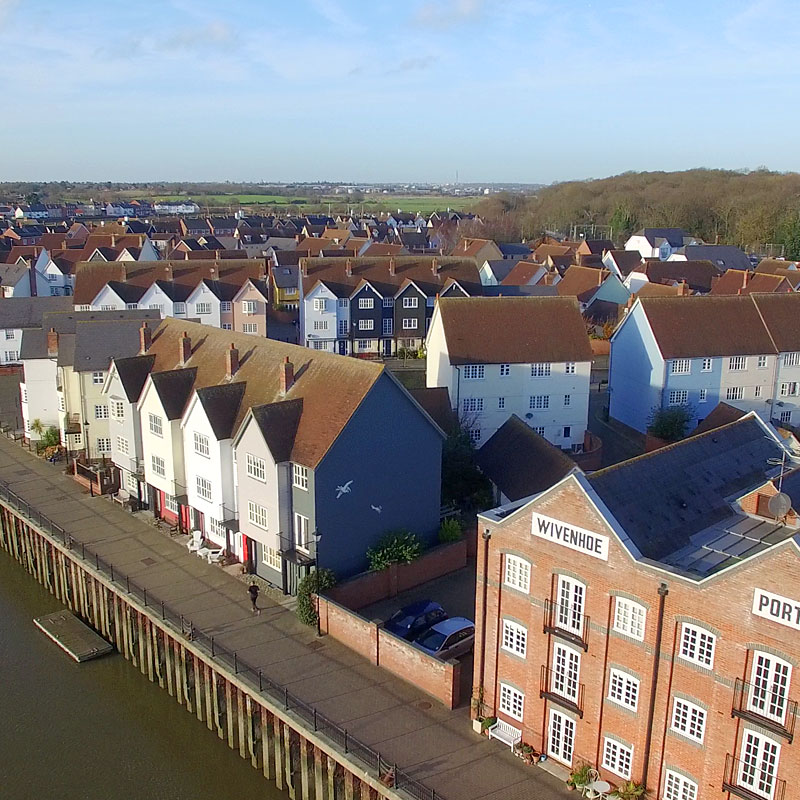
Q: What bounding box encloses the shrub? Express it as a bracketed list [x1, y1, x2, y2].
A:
[42, 427, 60, 448]
[296, 568, 336, 627]
[647, 403, 695, 442]
[611, 780, 648, 800]
[567, 762, 593, 788]
[366, 530, 422, 571]
[480, 716, 496, 731]
[438, 518, 463, 543]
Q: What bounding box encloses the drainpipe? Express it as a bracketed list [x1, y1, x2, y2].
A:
[476, 528, 491, 711]
[642, 583, 669, 791]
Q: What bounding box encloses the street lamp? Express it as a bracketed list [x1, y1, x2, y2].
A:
[313, 529, 323, 637]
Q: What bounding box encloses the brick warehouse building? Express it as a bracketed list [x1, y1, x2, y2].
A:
[474, 412, 800, 800]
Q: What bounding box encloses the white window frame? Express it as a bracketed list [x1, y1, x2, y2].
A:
[548, 709, 575, 765]
[164, 493, 178, 513]
[151, 454, 166, 477]
[92, 371, 104, 384]
[220, 301, 232, 312]
[783, 352, 800, 367]
[196, 476, 212, 501]
[292, 463, 308, 490]
[382, 318, 393, 335]
[358, 319, 374, 331]
[313, 298, 327, 312]
[246, 453, 266, 482]
[247, 500, 268, 530]
[194, 431, 210, 458]
[529, 395, 549, 409]
[463, 365, 485, 380]
[243, 300, 258, 314]
[358, 297, 374, 310]
[613, 597, 646, 641]
[94, 403, 108, 419]
[671, 359, 691, 375]
[498, 683, 524, 721]
[462, 397, 484, 413]
[748, 651, 792, 725]
[698, 388, 707, 403]
[701, 358, 712, 372]
[556, 575, 585, 637]
[149, 413, 163, 437]
[738, 730, 780, 800]
[565, 362, 576, 374]
[498, 397, 505, 410]
[116, 436, 129, 456]
[670, 697, 706, 743]
[402, 318, 418, 330]
[564, 394, 571, 407]
[758, 355, 770, 368]
[468, 427, 481, 444]
[294, 512, 310, 552]
[669, 389, 688, 406]
[262, 545, 282, 571]
[504, 555, 531, 594]
[608, 668, 639, 711]
[754, 385, 762, 398]
[110, 399, 125, 419]
[96, 437, 111, 453]
[501, 619, 527, 658]
[552, 642, 581, 702]
[602, 737, 633, 780]
[196, 302, 212, 315]
[726, 386, 744, 401]
[664, 770, 698, 800]
[243, 323, 258, 334]
[499, 363, 510, 377]
[679, 623, 716, 669]
[402, 296, 418, 309]
[531, 362, 551, 377]
[729, 355, 747, 371]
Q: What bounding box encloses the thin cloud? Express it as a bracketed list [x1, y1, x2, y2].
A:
[308, 0, 365, 34]
[413, 0, 484, 28]
[385, 55, 439, 75]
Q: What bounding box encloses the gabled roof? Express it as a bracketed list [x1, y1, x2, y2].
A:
[0, 296, 73, 329]
[68, 318, 158, 372]
[408, 387, 457, 435]
[710, 270, 791, 296]
[500, 260, 544, 286]
[640, 259, 722, 293]
[751, 293, 800, 353]
[636, 295, 778, 358]
[113, 354, 156, 402]
[604, 249, 643, 276]
[556, 265, 612, 303]
[477, 415, 576, 502]
[753, 263, 800, 288]
[577, 239, 614, 255]
[682, 245, 751, 270]
[451, 238, 503, 260]
[634, 228, 689, 248]
[633, 281, 690, 298]
[436, 296, 592, 365]
[196, 383, 247, 440]
[691, 402, 746, 436]
[150, 368, 199, 419]
[249, 399, 304, 462]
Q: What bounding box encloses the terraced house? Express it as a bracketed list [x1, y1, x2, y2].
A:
[475, 413, 800, 800]
[610, 293, 800, 433]
[105, 318, 444, 592]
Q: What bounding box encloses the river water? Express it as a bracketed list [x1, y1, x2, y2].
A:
[0, 549, 286, 800]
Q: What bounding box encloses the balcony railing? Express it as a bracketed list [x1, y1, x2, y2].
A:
[543, 599, 590, 650]
[723, 754, 785, 800]
[732, 679, 797, 742]
[539, 665, 584, 717]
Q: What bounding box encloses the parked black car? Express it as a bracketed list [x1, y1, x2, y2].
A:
[384, 600, 448, 641]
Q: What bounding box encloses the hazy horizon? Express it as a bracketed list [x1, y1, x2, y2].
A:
[3, 0, 798, 184]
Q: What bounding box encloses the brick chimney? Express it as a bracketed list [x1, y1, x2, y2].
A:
[301, 259, 308, 278]
[742, 271, 750, 289]
[226, 343, 239, 379]
[345, 258, 353, 277]
[677, 280, 689, 297]
[179, 331, 191, 366]
[431, 257, 439, 275]
[389, 257, 396, 276]
[47, 327, 58, 357]
[139, 321, 152, 354]
[280, 356, 294, 395]
[597, 269, 604, 286]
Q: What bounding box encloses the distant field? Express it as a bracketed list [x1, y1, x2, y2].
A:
[150, 193, 481, 215]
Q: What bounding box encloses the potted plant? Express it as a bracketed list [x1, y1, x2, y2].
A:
[479, 716, 496, 736]
[567, 763, 593, 792]
[611, 780, 648, 799]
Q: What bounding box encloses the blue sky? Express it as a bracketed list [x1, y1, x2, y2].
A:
[1, 0, 798, 184]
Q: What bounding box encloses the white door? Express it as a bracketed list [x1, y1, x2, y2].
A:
[749, 652, 792, 724]
[548, 708, 575, 765]
[557, 575, 585, 636]
[552, 643, 581, 702]
[739, 731, 781, 799]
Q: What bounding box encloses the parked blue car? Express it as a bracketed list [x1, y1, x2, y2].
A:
[384, 600, 448, 641]
[414, 617, 475, 660]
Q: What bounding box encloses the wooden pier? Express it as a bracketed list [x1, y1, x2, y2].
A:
[34, 609, 114, 662]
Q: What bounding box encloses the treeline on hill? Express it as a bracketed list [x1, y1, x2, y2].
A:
[465, 169, 800, 258]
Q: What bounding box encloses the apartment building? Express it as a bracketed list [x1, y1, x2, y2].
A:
[425, 296, 592, 451]
[610, 294, 800, 433]
[475, 412, 800, 800]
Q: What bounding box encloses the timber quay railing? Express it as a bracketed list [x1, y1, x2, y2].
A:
[0, 477, 441, 800]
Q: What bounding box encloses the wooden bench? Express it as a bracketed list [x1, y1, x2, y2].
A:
[488, 719, 522, 749]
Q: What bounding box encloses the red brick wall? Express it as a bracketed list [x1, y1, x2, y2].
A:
[318, 595, 461, 708]
[475, 473, 800, 797]
[327, 539, 468, 610]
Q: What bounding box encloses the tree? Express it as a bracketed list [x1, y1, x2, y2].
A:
[648, 404, 695, 442]
[441, 424, 493, 510]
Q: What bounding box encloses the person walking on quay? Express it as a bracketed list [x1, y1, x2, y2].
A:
[248, 582, 260, 614]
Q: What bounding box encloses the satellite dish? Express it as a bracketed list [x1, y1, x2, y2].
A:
[768, 492, 792, 519]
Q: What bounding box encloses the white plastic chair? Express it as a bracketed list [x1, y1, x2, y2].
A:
[582, 770, 601, 798]
[186, 530, 203, 552]
[205, 547, 224, 564]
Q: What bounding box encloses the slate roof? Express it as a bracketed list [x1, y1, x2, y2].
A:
[498, 243, 534, 257]
[589, 415, 791, 573]
[0, 296, 73, 329]
[437, 296, 592, 365]
[635, 228, 689, 248]
[578, 239, 614, 255]
[683, 245, 751, 271]
[477, 416, 575, 502]
[605, 249, 643, 276]
[640, 259, 722, 293]
[0, 263, 29, 286]
[113, 354, 156, 402]
[271, 264, 299, 289]
[150, 368, 198, 419]
[196, 383, 247, 440]
[691, 402, 746, 436]
[250, 399, 304, 462]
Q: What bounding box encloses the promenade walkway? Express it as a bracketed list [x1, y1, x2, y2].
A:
[0, 435, 567, 800]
